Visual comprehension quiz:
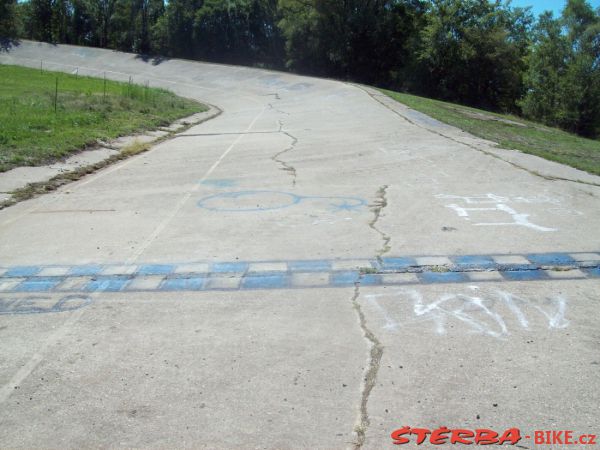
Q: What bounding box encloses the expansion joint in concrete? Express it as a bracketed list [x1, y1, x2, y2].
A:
[351, 282, 384, 450]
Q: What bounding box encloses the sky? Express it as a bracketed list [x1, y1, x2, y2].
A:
[509, 0, 600, 17]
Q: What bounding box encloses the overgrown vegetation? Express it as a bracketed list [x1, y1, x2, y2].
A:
[1, 0, 600, 139]
[0, 64, 206, 172]
[382, 89, 600, 176]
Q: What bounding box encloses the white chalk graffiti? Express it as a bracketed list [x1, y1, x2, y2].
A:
[365, 287, 568, 339]
[436, 193, 557, 232]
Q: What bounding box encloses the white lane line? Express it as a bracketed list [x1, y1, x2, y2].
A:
[0, 55, 259, 228]
[125, 105, 268, 264]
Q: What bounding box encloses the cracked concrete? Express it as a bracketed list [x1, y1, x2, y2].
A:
[368, 185, 391, 264]
[0, 42, 599, 448]
[271, 120, 299, 186]
[351, 283, 384, 450]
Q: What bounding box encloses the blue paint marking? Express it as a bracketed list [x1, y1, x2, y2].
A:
[419, 272, 468, 284]
[287, 82, 313, 91]
[501, 270, 548, 281]
[5, 266, 41, 277]
[69, 265, 103, 276]
[85, 277, 130, 292]
[321, 196, 367, 212]
[242, 274, 288, 289]
[197, 191, 367, 213]
[0, 295, 93, 315]
[201, 179, 237, 188]
[526, 253, 576, 266]
[161, 277, 207, 291]
[137, 264, 175, 275]
[379, 257, 416, 271]
[331, 271, 360, 286]
[15, 277, 61, 292]
[453, 255, 496, 268]
[198, 191, 303, 212]
[359, 274, 382, 286]
[1, 251, 598, 294]
[288, 260, 331, 272]
[211, 262, 248, 273]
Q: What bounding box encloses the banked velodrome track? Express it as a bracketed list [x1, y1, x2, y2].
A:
[0, 42, 599, 448]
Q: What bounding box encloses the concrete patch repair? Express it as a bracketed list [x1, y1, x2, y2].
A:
[1, 43, 599, 448]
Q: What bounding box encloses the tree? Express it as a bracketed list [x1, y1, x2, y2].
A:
[154, 0, 203, 58]
[0, 0, 20, 40]
[192, 0, 282, 65]
[26, 0, 53, 41]
[521, 0, 600, 136]
[519, 12, 569, 125]
[416, 0, 532, 111]
[277, 0, 426, 85]
[51, 0, 69, 43]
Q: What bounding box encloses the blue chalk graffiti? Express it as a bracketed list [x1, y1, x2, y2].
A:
[196, 190, 367, 213]
[0, 295, 93, 315]
[201, 179, 238, 188]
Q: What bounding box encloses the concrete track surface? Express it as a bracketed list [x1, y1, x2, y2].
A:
[1, 42, 599, 449]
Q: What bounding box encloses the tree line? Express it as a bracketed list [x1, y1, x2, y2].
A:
[1, 0, 599, 137]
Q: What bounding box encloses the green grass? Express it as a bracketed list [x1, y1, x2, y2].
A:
[380, 89, 600, 177]
[0, 64, 207, 172]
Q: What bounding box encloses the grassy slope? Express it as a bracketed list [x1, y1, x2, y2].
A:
[0, 64, 207, 172]
[381, 89, 600, 177]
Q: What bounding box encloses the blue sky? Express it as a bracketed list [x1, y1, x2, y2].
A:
[509, 0, 600, 17]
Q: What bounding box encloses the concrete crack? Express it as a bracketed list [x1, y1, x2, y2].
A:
[273, 119, 298, 186]
[351, 282, 384, 450]
[263, 93, 281, 100]
[369, 185, 391, 265]
[268, 102, 290, 116]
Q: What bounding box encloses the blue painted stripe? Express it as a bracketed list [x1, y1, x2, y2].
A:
[331, 271, 360, 286]
[1, 252, 598, 294]
[242, 274, 288, 289]
[69, 265, 103, 276]
[379, 257, 416, 271]
[288, 260, 331, 272]
[526, 253, 575, 266]
[137, 264, 175, 275]
[501, 270, 549, 281]
[211, 262, 249, 273]
[418, 272, 469, 284]
[5, 266, 41, 277]
[161, 277, 207, 291]
[359, 274, 382, 286]
[15, 277, 61, 292]
[584, 267, 600, 278]
[85, 277, 130, 292]
[453, 255, 496, 268]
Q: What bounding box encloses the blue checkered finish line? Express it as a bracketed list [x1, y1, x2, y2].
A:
[1, 252, 599, 293]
